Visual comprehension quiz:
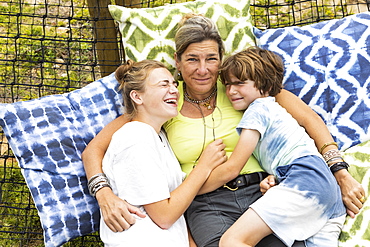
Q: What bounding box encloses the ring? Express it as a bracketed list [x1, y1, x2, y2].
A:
[360, 196, 366, 203]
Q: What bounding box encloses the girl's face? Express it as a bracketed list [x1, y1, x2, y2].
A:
[137, 68, 179, 122]
[175, 40, 221, 96]
[225, 73, 263, 111]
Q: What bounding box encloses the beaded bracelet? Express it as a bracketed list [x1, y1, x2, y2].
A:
[322, 149, 342, 163]
[329, 162, 349, 174]
[319, 141, 338, 154]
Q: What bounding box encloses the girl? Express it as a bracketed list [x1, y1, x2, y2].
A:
[98, 60, 226, 246]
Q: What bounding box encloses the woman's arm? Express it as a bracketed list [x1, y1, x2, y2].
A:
[188, 229, 197, 247]
[144, 139, 226, 229]
[197, 129, 260, 195]
[275, 89, 365, 217]
[82, 114, 145, 232]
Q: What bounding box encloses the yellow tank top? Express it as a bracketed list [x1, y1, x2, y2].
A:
[163, 80, 263, 176]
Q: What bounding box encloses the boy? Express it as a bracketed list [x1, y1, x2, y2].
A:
[218, 47, 346, 247]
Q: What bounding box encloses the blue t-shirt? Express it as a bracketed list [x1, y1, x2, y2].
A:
[237, 97, 320, 175]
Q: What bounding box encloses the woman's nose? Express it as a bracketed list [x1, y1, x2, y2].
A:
[197, 61, 208, 75]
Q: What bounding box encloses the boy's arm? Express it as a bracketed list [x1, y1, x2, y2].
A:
[276, 89, 365, 216]
[197, 129, 260, 195]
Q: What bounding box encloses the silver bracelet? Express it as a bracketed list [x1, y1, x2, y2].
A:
[91, 182, 112, 197]
[88, 175, 108, 192]
[326, 157, 344, 165]
[88, 173, 111, 197]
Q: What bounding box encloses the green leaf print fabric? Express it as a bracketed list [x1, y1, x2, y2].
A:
[108, 0, 255, 73]
[340, 139, 370, 247]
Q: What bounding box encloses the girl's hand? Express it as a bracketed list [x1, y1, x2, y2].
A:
[197, 139, 226, 171]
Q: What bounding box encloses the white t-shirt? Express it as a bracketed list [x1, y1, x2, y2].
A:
[100, 121, 188, 247]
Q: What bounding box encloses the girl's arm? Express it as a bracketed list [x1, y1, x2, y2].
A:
[275, 89, 365, 216]
[144, 139, 226, 229]
[197, 129, 260, 195]
[82, 115, 146, 232]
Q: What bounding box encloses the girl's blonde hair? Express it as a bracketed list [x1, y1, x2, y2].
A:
[115, 59, 167, 120]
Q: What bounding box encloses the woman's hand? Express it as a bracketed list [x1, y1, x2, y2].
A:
[96, 187, 146, 232]
[334, 169, 366, 218]
[260, 175, 276, 195]
[197, 139, 226, 171]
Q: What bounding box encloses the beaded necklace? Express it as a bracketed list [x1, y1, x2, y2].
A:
[184, 85, 217, 110]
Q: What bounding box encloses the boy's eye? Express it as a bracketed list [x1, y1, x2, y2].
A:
[225, 81, 244, 86]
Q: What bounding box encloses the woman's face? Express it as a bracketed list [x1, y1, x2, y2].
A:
[175, 40, 221, 95]
[139, 67, 179, 121]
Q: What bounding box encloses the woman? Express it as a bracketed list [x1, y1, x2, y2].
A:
[98, 59, 226, 246]
[82, 14, 364, 247]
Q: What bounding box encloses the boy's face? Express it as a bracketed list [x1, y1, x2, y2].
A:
[225, 73, 264, 111]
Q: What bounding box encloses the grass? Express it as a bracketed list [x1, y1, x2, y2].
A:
[0, 0, 95, 102]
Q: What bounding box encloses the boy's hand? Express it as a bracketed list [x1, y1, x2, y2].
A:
[260, 175, 276, 195]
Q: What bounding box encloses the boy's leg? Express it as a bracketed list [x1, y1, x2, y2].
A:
[305, 215, 346, 247]
[220, 208, 273, 247]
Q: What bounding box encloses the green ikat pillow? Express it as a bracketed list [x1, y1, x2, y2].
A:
[108, 0, 255, 73]
[339, 139, 370, 246]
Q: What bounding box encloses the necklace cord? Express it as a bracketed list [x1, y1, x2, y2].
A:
[183, 84, 222, 167]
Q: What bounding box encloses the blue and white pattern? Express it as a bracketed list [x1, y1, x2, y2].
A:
[254, 12, 370, 151]
[0, 73, 123, 247]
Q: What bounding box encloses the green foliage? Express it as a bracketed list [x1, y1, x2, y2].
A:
[0, 1, 94, 101]
[0, 156, 44, 246]
[250, 0, 353, 29]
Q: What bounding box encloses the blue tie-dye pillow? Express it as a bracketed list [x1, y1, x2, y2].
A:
[0, 73, 123, 247]
[254, 12, 370, 151]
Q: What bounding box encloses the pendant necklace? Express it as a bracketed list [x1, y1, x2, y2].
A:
[184, 85, 217, 110]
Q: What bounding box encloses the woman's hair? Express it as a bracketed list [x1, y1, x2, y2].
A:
[115, 59, 167, 120]
[175, 13, 224, 69]
[220, 47, 284, 96]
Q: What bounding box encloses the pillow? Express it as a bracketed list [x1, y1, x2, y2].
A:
[254, 12, 370, 151]
[0, 73, 123, 247]
[340, 139, 370, 246]
[108, 0, 255, 73]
